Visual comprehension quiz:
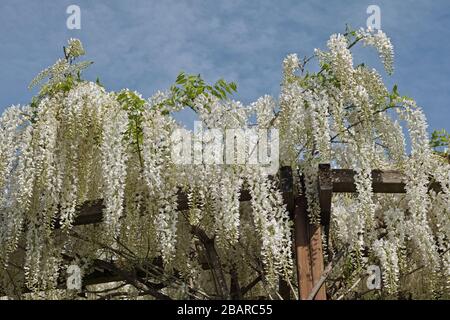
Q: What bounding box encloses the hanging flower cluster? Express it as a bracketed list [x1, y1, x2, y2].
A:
[357, 28, 395, 75]
[0, 28, 448, 300]
[278, 28, 448, 298]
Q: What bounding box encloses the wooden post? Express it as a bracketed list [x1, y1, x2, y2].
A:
[307, 223, 327, 300]
[294, 192, 313, 299]
[294, 176, 327, 300]
[318, 164, 332, 228]
[318, 163, 333, 260]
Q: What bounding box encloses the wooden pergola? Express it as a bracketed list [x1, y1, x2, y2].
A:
[55, 163, 423, 300]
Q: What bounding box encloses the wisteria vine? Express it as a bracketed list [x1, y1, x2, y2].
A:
[0, 30, 448, 299]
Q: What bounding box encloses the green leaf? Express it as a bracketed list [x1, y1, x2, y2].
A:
[393, 84, 398, 96]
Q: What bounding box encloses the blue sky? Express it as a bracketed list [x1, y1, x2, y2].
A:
[1, 0, 449, 133]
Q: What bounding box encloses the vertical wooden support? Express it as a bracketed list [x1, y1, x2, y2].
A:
[312, 163, 332, 300]
[318, 164, 332, 228]
[294, 175, 327, 300]
[294, 192, 313, 299]
[308, 223, 327, 300]
[318, 163, 333, 260]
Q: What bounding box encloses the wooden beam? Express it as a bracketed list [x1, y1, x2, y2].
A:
[0, 256, 169, 297]
[331, 168, 441, 193]
[332, 168, 407, 193]
[67, 199, 104, 227]
[64, 182, 252, 228]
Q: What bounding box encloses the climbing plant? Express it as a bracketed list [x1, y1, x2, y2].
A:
[0, 29, 448, 299]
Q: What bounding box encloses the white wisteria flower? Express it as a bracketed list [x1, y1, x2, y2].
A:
[0, 31, 448, 300]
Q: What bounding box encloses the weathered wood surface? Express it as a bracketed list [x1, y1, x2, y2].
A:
[332, 168, 407, 193]
[308, 223, 326, 300]
[294, 193, 313, 300]
[64, 186, 252, 228]
[294, 179, 327, 300]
